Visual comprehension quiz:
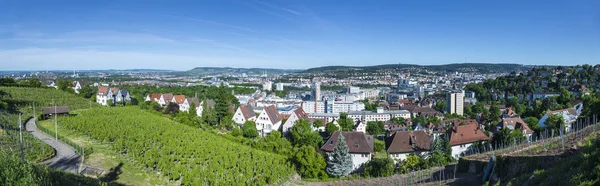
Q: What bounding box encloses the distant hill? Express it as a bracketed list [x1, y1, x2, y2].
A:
[302, 63, 525, 74]
[181, 67, 300, 76]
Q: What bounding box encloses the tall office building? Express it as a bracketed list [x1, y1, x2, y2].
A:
[312, 82, 321, 101]
[446, 90, 464, 116]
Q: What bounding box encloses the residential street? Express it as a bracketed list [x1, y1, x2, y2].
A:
[25, 118, 81, 174]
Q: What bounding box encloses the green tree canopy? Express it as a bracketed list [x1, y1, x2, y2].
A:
[545, 114, 566, 132]
[292, 146, 327, 179]
[242, 120, 259, 138]
[524, 117, 540, 133]
[289, 119, 323, 148]
[366, 121, 385, 135]
[364, 156, 395, 177]
[325, 122, 339, 136]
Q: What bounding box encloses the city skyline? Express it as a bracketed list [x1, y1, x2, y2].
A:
[0, 0, 598, 70]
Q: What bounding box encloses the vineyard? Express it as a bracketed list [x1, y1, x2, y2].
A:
[0, 86, 99, 162]
[58, 107, 296, 185]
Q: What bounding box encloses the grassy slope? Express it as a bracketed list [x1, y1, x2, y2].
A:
[39, 116, 173, 186]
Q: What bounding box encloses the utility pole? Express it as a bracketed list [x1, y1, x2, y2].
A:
[32, 103, 35, 118]
[53, 99, 57, 141]
[19, 114, 24, 163]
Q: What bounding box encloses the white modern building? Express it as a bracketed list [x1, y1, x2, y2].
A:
[276, 82, 284, 91]
[446, 90, 464, 116]
[538, 108, 579, 133]
[348, 108, 410, 122]
[302, 101, 365, 114]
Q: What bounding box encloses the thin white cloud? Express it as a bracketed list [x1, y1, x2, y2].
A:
[13, 31, 175, 44]
[255, 1, 302, 16]
[0, 48, 291, 70]
[167, 15, 258, 33]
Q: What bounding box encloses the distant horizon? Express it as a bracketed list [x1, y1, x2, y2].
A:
[1, 62, 596, 72]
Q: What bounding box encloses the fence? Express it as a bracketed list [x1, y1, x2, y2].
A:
[463, 114, 599, 160]
[36, 122, 91, 157]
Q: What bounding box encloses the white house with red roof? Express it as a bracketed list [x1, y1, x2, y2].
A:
[158, 93, 174, 106]
[282, 107, 309, 135]
[255, 105, 282, 136]
[96, 86, 109, 105]
[446, 124, 489, 158]
[233, 104, 257, 125]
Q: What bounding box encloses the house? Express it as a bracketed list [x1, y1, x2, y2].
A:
[255, 105, 282, 136]
[145, 94, 162, 102]
[496, 117, 534, 141]
[446, 124, 489, 158]
[409, 107, 444, 118]
[282, 107, 309, 135]
[530, 92, 559, 100]
[538, 108, 579, 133]
[172, 95, 186, 105]
[502, 108, 518, 118]
[354, 120, 366, 134]
[569, 99, 583, 115]
[159, 93, 174, 106]
[321, 131, 374, 172]
[569, 85, 591, 97]
[114, 89, 131, 103]
[72, 80, 88, 94]
[198, 99, 216, 117]
[232, 105, 257, 125]
[96, 86, 109, 106]
[180, 98, 201, 116]
[41, 106, 70, 120]
[107, 87, 119, 103]
[387, 131, 431, 162]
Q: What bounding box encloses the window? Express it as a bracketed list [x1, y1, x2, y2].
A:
[329, 140, 334, 145]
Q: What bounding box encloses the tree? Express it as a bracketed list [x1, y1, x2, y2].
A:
[558, 88, 573, 104]
[78, 85, 95, 98]
[231, 127, 243, 137]
[364, 156, 395, 177]
[313, 120, 323, 129]
[189, 102, 197, 118]
[524, 117, 541, 133]
[435, 101, 447, 112]
[514, 104, 526, 116]
[325, 132, 353, 177]
[391, 117, 405, 124]
[487, 104, 501, 122]
[56, 79, 72, 92]
[289, 119, 323, 148]
[202, 101, 218, 126]
[366, 121, 384, 135]
[164, 102, 180, 116]
[325, 122, 339, 136]
[26, 78, 43, 88]
[398, 155, 420, 173]
[338, 118, 355, 131]
[292, 146, 327, 179]
[374, 139, 385, 152]
[545, 114, 565, 132]
[242, 120, 259, 138]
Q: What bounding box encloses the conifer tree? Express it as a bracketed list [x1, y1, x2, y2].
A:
[326, 132, 353, 177]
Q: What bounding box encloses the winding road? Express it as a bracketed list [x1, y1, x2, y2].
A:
[25, 118, 81, 174]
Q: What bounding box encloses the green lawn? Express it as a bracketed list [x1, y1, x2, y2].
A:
[38, 117, 174, 186]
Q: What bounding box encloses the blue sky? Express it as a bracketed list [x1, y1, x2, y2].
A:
[0, 0, 598, 70]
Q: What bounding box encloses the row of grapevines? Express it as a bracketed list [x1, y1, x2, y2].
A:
[0, 86, 99, 119]
[59, 107, 295, 185]
[0, 87, 98, 162]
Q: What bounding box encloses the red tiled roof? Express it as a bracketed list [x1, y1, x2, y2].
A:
[499, 117, 533, 134]
[109, 88, 119, 95]
[321, 131, 374, 153]
[173, 95, 186, 104]
[97, 86, 108, 95]
[161, 93, 174, 102]
[387, 131, 431, 153]
[291, 107, 309, 120]
[149, 94, 161, 102]
[447, 124, 489, 146]
[264, 105, 282, 124]
[239, 105, 256, 120]
[443, 119, 478, 127]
